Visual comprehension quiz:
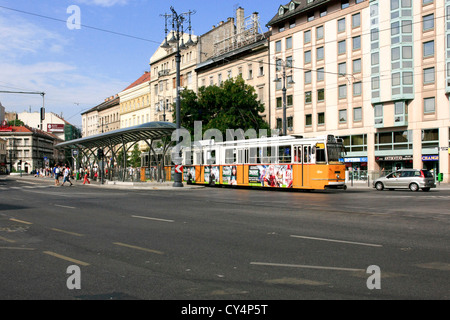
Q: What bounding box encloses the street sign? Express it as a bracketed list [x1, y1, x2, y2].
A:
[175, 165, 183, 173]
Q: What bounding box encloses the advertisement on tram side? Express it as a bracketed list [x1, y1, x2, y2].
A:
[222, 165, 238, 185]
[248, 165, 293, 188]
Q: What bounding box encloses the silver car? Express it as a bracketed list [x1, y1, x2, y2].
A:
[373, 169, 436, 192]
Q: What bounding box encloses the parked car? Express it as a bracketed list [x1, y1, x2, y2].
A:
[373, 169, 436, 192]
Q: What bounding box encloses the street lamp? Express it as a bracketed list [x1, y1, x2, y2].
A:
[273, 58, 294, 136]
[161, 6, 196, 188]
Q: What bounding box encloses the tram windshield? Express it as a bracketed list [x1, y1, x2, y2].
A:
[327, 143, 345, 163]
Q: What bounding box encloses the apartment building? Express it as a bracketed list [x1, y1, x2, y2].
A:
[0, 125, 60, 172]
[150, 35, 198, 123]
[119, 72, 151, 128]
[196, 7, 271, 124]
[268, 0, 450, 182]
[81, 95, 120, 137]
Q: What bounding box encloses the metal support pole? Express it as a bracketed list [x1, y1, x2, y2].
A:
[282, 66, 287, 137]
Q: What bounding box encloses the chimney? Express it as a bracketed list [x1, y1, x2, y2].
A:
[236, 7, 245, 43]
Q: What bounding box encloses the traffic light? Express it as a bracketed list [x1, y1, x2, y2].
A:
[97, 149, 104, 159]
[40, 107, 45, 121]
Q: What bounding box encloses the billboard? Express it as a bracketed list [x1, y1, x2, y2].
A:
[47, 123, 65, 133]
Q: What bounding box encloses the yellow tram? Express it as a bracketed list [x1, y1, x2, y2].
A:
[166, 134, 346, 190]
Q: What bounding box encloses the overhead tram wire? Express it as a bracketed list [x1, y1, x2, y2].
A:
[0, 5, 161, 45]
[1, 3, 447, 55]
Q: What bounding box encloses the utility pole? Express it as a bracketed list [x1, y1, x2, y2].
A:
[160, 7, 196, 187]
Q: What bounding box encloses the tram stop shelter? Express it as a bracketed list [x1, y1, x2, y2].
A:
[55, 121, 177, 182]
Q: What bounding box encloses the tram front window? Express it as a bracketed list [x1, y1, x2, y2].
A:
[327, 144, 345, 163]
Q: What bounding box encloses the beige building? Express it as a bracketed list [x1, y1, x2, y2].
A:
[268, 0, 450, 182]
[150, 35, 198, 122]
[119, 72, 151, 129]
[196, 7, 271, 124]
[98, 95, 120, 133]
[81, 95, 120, 137]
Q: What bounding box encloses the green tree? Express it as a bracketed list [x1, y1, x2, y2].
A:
[129, 144, 141, 168]
[8, 119, 24, 126]
[174, 76, 269, 138]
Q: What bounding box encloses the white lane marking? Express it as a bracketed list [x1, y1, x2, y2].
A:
[54, 204, 76, 209]
[131, 215, 174, 223]
[290, 235, 382, 247]
[250, 262, 365, 272]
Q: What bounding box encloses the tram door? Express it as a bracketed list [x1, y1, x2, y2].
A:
[294, 145, 310, 187]
[302, 145, 312, 187]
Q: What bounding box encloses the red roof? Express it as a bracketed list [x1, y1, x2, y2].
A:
[123, 71, 151, 91]
[11, 126, 32, 133]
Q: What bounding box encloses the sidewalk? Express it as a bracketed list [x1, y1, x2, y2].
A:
[9, 174, 205, 190]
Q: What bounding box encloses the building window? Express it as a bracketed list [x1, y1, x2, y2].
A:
[317, 47, 324, 61]
[275, 40, 281, 52]
[394, 101, 407, 124]
[422, 128, 439, 149]
[287, 95, 293, 107]
[423, 14, 434, 31]
[374, 104, 383, 126]
[276, 97, 282, 109]
[316, 26, 324, 40]
[305, 71, 312, 84]
[375, 130, 412, 151]
[305, 91, 312, 104]
[353, 107, 362, 121]
[317, 89, 325, 102]
[338, 62, 346, 76]
[339, 109, 347, 123]
[353, 59, 361, 73]
[424, 97, 435, 113]
[338, 40, 346, 54]
[352, 13, 361, 28]
[287, 117, 293, 131]
[423, 67, 435, 84]
[341, 1, 350, 9]
[339, 84, 347, 99]
[423, 41, 434, 57]
[317, 68, 324, 81]
[352, 36, 361, 50]
[304, 30, 311, 44]
[338, 18, 346, 33]
[286, 37, 292, 49]
[305, 114, 312, 126]
[353, 82, 362, 96]
[304, 50, 311, 64]
[318, 112, 325, 125]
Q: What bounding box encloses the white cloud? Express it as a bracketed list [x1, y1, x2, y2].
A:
[75, 0, 130, 7]
[0, 14, 127, 126]
[0, 15, 68, 60]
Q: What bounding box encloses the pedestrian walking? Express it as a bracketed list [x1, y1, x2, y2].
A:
[61, 166, 73, 186]
[83, 167, 90, 185]
[54, 165, 61, 186]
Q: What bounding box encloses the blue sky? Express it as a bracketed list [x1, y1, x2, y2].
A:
[0, 0, 279, 127]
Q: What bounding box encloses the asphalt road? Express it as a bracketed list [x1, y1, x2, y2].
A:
[0, 175, 449, 304]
